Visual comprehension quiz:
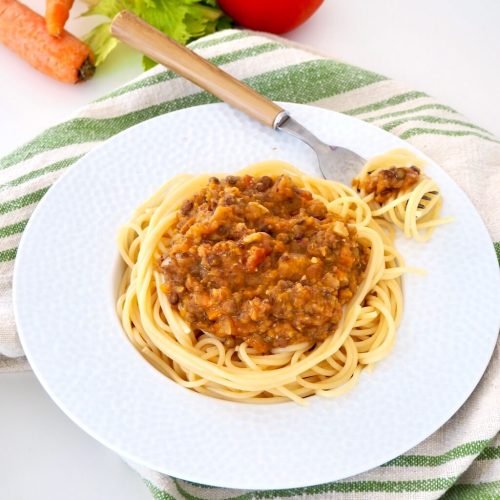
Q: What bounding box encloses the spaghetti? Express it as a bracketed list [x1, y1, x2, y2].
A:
[116, 156, 440, 404]
[353, 148, 452, 242]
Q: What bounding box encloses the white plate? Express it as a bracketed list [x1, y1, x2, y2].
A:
[14, 103, 500, 489]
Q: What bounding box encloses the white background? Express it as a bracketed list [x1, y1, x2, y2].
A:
[0, 1, 499, 498]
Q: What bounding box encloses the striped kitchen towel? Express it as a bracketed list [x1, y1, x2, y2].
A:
[0, 29, 499, 499]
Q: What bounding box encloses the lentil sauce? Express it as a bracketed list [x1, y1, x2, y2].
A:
[353, 166, 420, 204]
[160, 175, 368, 353]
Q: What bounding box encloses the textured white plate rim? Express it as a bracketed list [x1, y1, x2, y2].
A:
[13, 102, 500, 490]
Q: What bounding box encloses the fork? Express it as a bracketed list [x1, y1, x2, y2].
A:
[111, 11, 434, 208]
[110, 11, 365, 186]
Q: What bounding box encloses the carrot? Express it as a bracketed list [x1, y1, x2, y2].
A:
[0, 0, 94, 83]
[45, 0, 74, 37]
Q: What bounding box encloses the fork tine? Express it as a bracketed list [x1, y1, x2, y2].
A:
[417, 190, 440, 212]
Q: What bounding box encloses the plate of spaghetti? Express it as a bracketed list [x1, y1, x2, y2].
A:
[13, 103, 500, 489]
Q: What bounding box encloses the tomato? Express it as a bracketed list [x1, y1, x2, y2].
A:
[217, 0, 324, 34]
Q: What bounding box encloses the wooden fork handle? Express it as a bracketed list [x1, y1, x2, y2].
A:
[111, 11, 286, 128]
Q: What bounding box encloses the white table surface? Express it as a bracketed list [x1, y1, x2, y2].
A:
[1, 1, 499, 498]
